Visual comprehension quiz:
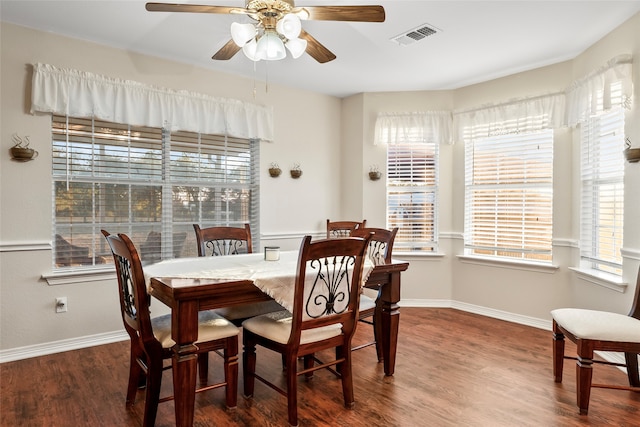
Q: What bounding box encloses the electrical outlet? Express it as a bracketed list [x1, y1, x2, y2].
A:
[55, 297, 68, 313]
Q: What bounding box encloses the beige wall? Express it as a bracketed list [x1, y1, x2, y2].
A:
[1, 12, 640, 358]
[0, 22, 343, 352]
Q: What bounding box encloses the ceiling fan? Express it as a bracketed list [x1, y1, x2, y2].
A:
[145, 1, 385, 63]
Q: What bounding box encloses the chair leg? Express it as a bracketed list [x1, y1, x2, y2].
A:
[373, 300, 384, 362]
[303, 355, 314, 380]
[625, 352, 640, 387]
[243, 334, 257, 398]
[224, 337, 239, 409]
[198, 353, 209, 384]
[576, 343, 594, 415]
[338, 345, 355, 409]
[126, 344, 144, 405]
[552, 326, 565, 383]
[142, 357, 163, 427]
[286, 353, 299, 427]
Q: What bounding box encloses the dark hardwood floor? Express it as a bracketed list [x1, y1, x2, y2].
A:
[2, 308, 639, 426]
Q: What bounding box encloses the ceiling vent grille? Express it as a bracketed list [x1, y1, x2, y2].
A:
[391, 23, 439, 46]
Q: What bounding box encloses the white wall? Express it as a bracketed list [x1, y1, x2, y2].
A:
[2, 12, 640, 359]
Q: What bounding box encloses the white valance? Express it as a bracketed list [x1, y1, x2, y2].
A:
[453, 92, 566, 141]
[30, 63, 274, 141]
[566, 54, 633, 127]
[374, 111, 453, 145]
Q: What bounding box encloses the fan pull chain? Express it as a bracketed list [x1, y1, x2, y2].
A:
[252, 60, 257, 99]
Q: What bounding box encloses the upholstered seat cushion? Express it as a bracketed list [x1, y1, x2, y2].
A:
[152, 310, 240, 348]
[551, 308, 640, 342]
[359, 294, 376, 312]
[213, 300, 285, 321]
[242, 310, 343, 345]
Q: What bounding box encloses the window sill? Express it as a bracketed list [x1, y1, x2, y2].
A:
[457, 254, 558, 273]
[42, 267, 115, 286]
[568, 267, 627, 293]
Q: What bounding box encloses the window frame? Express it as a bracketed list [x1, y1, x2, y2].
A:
[579, 107, 625, 275]
[385, 132, 439, 253]
[51, 115, 260, 272]
[463, 126, 554, 263]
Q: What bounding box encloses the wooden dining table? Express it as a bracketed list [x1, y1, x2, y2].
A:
[146, 252, 409, 427]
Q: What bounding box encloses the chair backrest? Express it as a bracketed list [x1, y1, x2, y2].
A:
[326, 219, 367, 239]
[102, 230, 158, 350]
[193, 224, 253, 256]
[288, 235, 370, 346]
[630, 266, 640, 320]
[350, 227, 398, 264]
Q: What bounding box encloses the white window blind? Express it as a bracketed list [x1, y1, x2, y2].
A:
[386, 132, 439, 252]
[52, 115, 259, 270]
[580, 107, 625, 275]
[464, 124, 553, 262]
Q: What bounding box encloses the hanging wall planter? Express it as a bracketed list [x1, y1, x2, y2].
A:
[368, 165, 381, 181]
[268, 162, 282, 177]
[290, 163, 302, 178]
[10, 134, 38, 162]
[624, 138, 640, 163]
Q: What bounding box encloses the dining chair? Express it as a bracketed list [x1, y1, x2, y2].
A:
[193, 223, 253, 256]
[242, 234, 371, 427]
[350, 227, 399, 360]
[193, 223, 284, 325]
[551, 266, 640, 415]
[102, 230, 240, 427]
[326, 219, 366, 239]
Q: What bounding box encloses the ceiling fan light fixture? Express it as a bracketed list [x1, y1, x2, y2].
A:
[276, 14, 302, 39]
[242, 38, 260, 61]
[256, 31, 286, 61]
[285, 37, 307, 59]
[230, 22, 257, 47]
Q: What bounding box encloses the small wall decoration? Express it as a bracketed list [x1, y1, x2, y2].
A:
[624, 137, 640, 163]
[10, 133, 38, 161]
[368, 165, 382, 181]
[290, 163, 302, 178]
[268, 162, 282, 177]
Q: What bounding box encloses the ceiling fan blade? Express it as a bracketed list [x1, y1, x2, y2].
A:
[299, 30, 336, 63]
[298, 5, 385, 22]
[145, 3, 240, 14]
[212, 39, 242, 60]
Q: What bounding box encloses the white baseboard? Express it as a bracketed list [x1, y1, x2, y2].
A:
[0, 330, 128, 363]
[399, 298, 552, 330]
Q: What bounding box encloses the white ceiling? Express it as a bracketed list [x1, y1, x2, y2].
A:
[2, 0, 640, 98]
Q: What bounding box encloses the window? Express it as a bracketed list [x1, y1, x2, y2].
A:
[52, 115, 259, 270]
[464, 125, 553, 262]
[386, 133, 439, 252]
[579, 107, 625, 275]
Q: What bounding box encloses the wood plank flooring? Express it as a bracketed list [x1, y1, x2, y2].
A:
[2, 308, 639, 426]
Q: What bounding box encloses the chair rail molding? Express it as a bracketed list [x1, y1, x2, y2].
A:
[439, 231, 463, 240]
[622, 247, 640, 261]
[0, 241, 51, 252]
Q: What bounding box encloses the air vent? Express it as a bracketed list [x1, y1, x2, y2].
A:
[391, 23, 440, 46]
